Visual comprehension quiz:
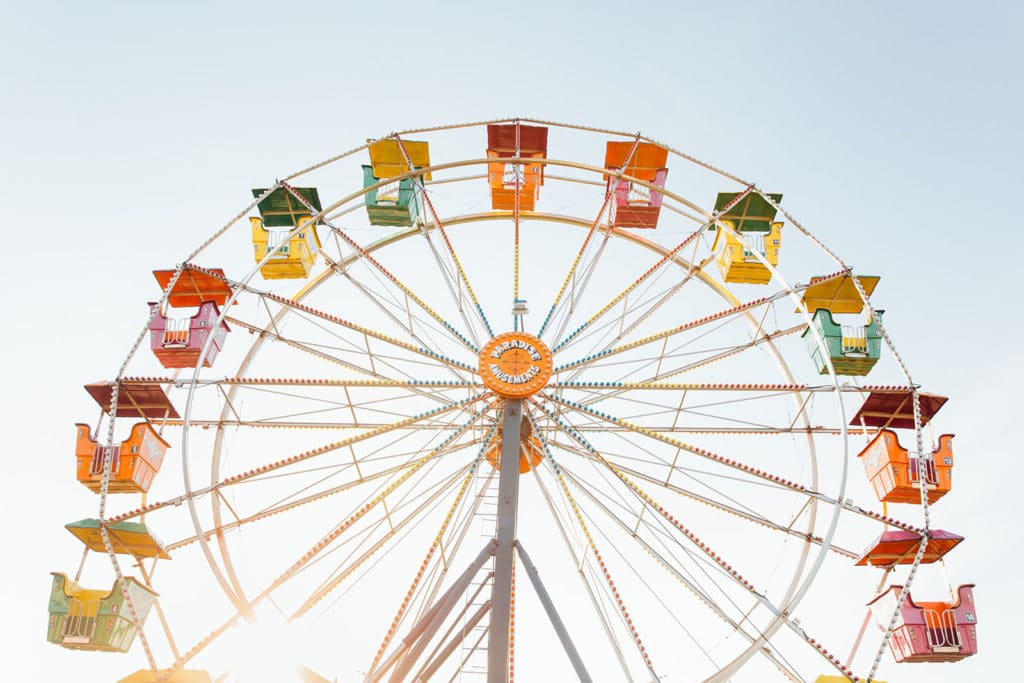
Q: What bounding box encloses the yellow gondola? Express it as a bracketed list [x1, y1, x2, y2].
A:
[712, 220, 782, 284]
[48, 573, 157, 652]
[250, 214, 320, 279]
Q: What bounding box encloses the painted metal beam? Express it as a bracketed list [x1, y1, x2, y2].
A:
[488, 399, 523, 683]
[515, 541, 593, 682]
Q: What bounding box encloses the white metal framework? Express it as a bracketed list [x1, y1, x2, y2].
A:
[77, 118, 940, 683]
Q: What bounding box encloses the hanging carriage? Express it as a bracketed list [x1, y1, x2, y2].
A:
[250, 186, 322, 279]
[362, 164, 422, 226]
[148, 300, 229, 369]
[47, 120, 980, 681]
[858, 429, 955, 504]
[711, 191, 784, 284]
[867, 584, 978, 663]
[47, 573, 157, 652]
[803, 308, 883, 376]
[487, 123, 548, 211]
[604, 141, 668, 229]
[74, 421, 169, 494]
[713, 219, 782, 284]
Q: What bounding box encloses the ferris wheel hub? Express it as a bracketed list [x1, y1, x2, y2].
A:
[478, 332, 553, 398]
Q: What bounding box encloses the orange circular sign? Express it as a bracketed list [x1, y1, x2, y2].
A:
[484, 415, 545, 473]
[478, 332, 553, 398]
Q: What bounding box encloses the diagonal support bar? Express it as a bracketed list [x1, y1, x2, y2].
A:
[416, 599, 492, 681]
[387, 584, 473, 683]
[515, 541, 593, 682]
[367, 540, 496, 682]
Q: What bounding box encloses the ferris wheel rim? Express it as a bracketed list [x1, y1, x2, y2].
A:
[87, 118, 931, 682]
[178, 218, 841, 677]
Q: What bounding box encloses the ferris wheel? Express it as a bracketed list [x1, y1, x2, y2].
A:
[48, 119, 978, 683]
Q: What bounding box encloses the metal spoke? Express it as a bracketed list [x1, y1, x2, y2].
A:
[552, 439, 858, 559]
[538, 138, 641, 341]
[526, 414, 660, 681]
[394, 134, 494, 342]
[324, 250, 481, 375]
[553, 271, 849, 376]
[526, 442, 635, 681]
[293, 461, 477, 621]
[557, 465, 803, 682]
[107, 395, 489, 525]
[74, 119, 934, 683]
[553, 187, 754, 355]
[279, 180, 484, 353]
[536, 395, 921, 534]
[367, 420, 499, 674]
[536, 401, 861, 680]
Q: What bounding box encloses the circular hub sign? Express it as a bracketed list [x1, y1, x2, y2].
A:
[478, 332, 553, 398]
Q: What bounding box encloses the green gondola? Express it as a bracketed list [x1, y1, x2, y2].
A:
[47, 573, 157, 652]
[362, 165, 422, 227]
[803, 308, 883, 376]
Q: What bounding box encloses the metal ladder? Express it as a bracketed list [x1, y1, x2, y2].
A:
[453, 474, 499, 681]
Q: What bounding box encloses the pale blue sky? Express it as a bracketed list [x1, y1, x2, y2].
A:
[2, 1, 1021, 681]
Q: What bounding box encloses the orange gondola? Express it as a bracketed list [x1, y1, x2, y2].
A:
[486, 124, 547, 211]
[74, 422, 169, 494]
[858, 429, 954, 504]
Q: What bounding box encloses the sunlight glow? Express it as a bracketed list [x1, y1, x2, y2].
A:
[222, 607, 319, 683]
